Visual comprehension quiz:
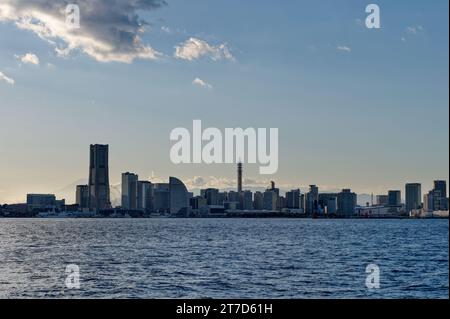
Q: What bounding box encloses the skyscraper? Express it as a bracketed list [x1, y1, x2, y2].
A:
[76, 185, 89, 210]
[305, 185, 319, 215]
[388, 190, 401, 207]
[237, 162, 243, 194]
[137, 181, 153, 212]
[203, 188, 219, 206]
[253, 191, 264, 210]
[433, 180, 448, 210]
[286, 189, 301, 209]
[242, 190, 253, 210]
[405, 183, 421, 213]
[121, 172, 138, 210]
[263, 190, 277, 210]
[337, 189, 357, 217]
[88, 144, 110, 211]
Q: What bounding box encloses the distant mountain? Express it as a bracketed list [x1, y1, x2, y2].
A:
[54, 178, 87, 204]
[55, 179, 121, 206]
[56, 180, 375, 208]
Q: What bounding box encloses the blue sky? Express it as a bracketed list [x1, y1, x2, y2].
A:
[0, 0, 448, 203]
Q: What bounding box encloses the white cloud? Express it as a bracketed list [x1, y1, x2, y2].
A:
[174, 37, 234, 61]
[161, 26, 171, 33]
[16, 52, 40, 65]
[406, 25, 424, 35]
[0, 0, 165, 63]
[337, 45, 352, 53]
[193, 77, 213, 89]
[0, 71, 15, 85]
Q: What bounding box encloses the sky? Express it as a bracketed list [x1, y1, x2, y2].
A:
[0, 0, 449, 204]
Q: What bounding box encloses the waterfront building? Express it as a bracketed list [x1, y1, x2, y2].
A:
[190, 196, 207, 210]
[337, 189, 357, 217]
[376, 195, 389, 206]
[26, 194, 56, 211]
[88, 144, 111, 211]
[75, 185, 89, 210]
[121, 172, 138, 209]
[253, 191, 264, 210]
[169, 177, 190, 215]
[388, 190, 401, 206]
[263, 190, 277, 211]
[242, 190, 253, 210]
[286, 189, 301, 209]
[153, 183, 170, 213]
[137, 181, 153, 212]
[405, 183, 422, 213]
[433, 180, 448, 210]
[305, 185, 319, 215]
[327, 197, 337, 215]
[202, 188, 219, 206]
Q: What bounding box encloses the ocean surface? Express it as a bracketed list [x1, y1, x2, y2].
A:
[0, 218, 448, 299]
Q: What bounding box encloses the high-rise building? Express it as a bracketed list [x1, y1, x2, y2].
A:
[88, 144, 111, 211]
[242, 190, 253, 210]
[388, 190, 401, 206]
[337, 189, 357, 217]
[263, 190, 277, 211]
[169, 177, 190, 215]
[286, 189, 301, 209]
[277, 196, 286, 210]
[405, 183, 421, 213]
[237, 162, 243, 194]
[327, 197, 337, 215]
[318, 193, 339, 212]
[253, 191, 264, 210]
[305, 185, 319, 215]
[227, 191, 240, 203]
[433, 180, 448, 210]
[76, 185, 89, 210]
[137, 181, 153, 212]
[268, 181, 280, 196]
[216, 192, 226, 205]
[153, 183, 170, 213]
[423, 191, 434, 212]
[203, 188, 219, 206]
[121, 172, 138, 210]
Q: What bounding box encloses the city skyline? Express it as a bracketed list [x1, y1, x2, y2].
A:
[0, 0, 449, 203]
[0, 142, 448, 206]
[1, 144, 448, 215]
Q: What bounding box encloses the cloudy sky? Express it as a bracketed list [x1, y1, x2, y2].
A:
[0, 0, 448, 203]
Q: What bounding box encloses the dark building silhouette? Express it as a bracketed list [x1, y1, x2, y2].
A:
[388, 190, 401, 206]
[405, 183, 421, 213]
[337, 189, 357, 217]
[433, 180, 448, 210]
[88, 144, 111, 211]
[76, 185, 89, 210]
[237, 162, 243, 193]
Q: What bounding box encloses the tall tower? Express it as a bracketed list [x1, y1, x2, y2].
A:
[121, 172, 138, 210]
[405, 183, 421, 213]
[237, 162, 243, 193]
[88, 144, 111, 211]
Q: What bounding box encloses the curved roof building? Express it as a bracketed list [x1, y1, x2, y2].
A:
[169, 177, 190, 215]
